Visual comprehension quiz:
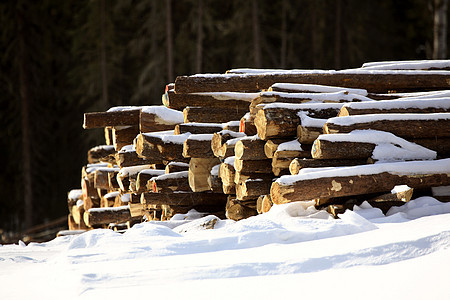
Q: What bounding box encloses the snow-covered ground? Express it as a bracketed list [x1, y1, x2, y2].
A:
[1, 197, 450, 300]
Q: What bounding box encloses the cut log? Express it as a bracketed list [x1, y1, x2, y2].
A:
[270, 159, 450, 204]
[264, 138, 292, 158]
[174, 71, 450, 94]
[410, 138, 450, 158]
[108, 170, 120, 190]
[255, 102, 342, 140]
[183, 134, 215, 158]
[135, 131, 191, 161]
[139, 106, 183, 133]
[150, 171, 190, 193]
[189, 157, 221, 192]
[256, 194, 273, 213]
[289, 158, 368, 175]
[324, 113, 450, 139]
[136, 169, 166, 193]
[163, 89, 257, 111]
[88, 145, 116, 164]
[225, 197, 258, 221]
[165, 161, 190, 173]
[234, 172, 274, 185]
[104, 127, 113, 145]
[83, 108, 140, 129]
[115, 145, 160, 168]
[312, 131, 437, 161]
[141, 191, 228, 206]
[175, 121, 240, 135]
[236, 178, 273, 200]
[112, 126, 140, 151]
[240, 113, 258, 135]
[234, 158, 272, 174]
[84, 206, 132, 227]
[94, 167, 120, 189]
[216, 135, 246, 159]
[338, 98, 450, 117]
[67, 189, 83, 208]
[219, 158, 236, 194]
[117, 165, 153, 192]
[234, 136, 267, 160]
[211, 130, 246, 158]
[183, 106, 248, 123]
[101, 191, 119, 208]
[208, 164, 223, 193]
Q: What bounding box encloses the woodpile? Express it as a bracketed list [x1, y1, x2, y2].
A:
[65, 60, 450, 232]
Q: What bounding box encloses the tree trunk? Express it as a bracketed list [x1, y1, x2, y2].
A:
[166, 0, 174, 82]
[280, 0, 287, 68]
[99, 0, 109, 110]
[252, 0, 262, 68]
[433, 0, 448, 59]
[18, 10, 33, 229]
[196, 0, 203, 73]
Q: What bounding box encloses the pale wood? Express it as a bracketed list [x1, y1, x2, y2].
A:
[240, 115, 258, 135]
[183, 106, 248, 123]
[189, 157, 221, 192]
[104, 127, 113, 145]
[219, 162, 236, 194]
[174, 72, 450, 94]
[83, 109, 140, 129]
[94, 168, 118, 189]
[211, 131, 246, 158]
[264, 138, 291, 158]
[234, 138, 267, 160]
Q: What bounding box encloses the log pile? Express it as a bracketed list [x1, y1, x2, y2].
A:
[65, 60, 450, 233]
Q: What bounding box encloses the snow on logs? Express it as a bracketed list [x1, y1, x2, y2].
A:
[270, 159, 450, 205]
[174, 70, 450, 94]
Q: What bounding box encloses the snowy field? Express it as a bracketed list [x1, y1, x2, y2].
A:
[1, 196, 450, 300]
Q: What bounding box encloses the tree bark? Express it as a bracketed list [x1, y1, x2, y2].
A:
[183, 106, 248, 123]
[183, 134, 215, 158]
[433, 0, 448, 59]
[234, 158, 272, 174]
[83, 110, 141, 129]
[289, 158, 368, 175]
[141, 191, 228, 206]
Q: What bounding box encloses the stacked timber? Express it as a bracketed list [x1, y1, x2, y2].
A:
[64, 60, 450, 234]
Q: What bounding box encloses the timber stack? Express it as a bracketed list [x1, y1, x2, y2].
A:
[66, 59, 450, 233]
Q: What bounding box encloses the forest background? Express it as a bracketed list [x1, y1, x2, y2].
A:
[0, 0, 448, 234]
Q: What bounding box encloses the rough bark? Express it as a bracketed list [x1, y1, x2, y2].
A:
[150, 171, 190, 193]
[83, 110, 140, 129]
[174, 72, 450, 94]
[234, 138, 267, 160]
[183, 135, 215, 158]
[225, 197, 258, 221]
[234, 158, 273, 174]
[312, 139, 376, 160]
[236, 178, 273, 200]
[112, 126, 140, 151]
[289, 158, 368, 175]
[183, 106, 248, 123]
[84, 206, 132, 227]
[88, 145, 116, 164]
[141, 191, 228, 206]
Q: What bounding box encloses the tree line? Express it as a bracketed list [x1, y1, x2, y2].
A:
[0, 0, 447, 233]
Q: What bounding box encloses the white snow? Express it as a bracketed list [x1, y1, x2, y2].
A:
[277, 140, 303, 152]
[277, 158, 450, 185]
[141, 106, 184, 124]
[186, 133, 214, 141]
[263, 101, 344, 111]
[118, 144, 135, 153]
[391, 185, 411, 194]
[224, 156, 236, 167]
[87, 205, 129, 213]
[192, 92, 260, 101]
[341, 98, 450, 111]
[89, 145, 115, 152]
[317, 130, 437, 161]
[68, 189, 83, 201]
[211, 164, 221, 176]
[117, 165, 153, 177]
[138, 169, 166, 177]
[270, 83, 368, 96]
[432, 185, 450, 196]
[85, 163, 110, 173]
[298, 111, 328, 127]
[1, 197, 450, 299]
[106, 106, 141, 112]
[103, 191, 120, 199]
[151, 171, 189, 182]
[327, 112, 450, 126]
[361, 60, 450, 70]
[260, 91, 373, 102]
[143, 131, 191, 145]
